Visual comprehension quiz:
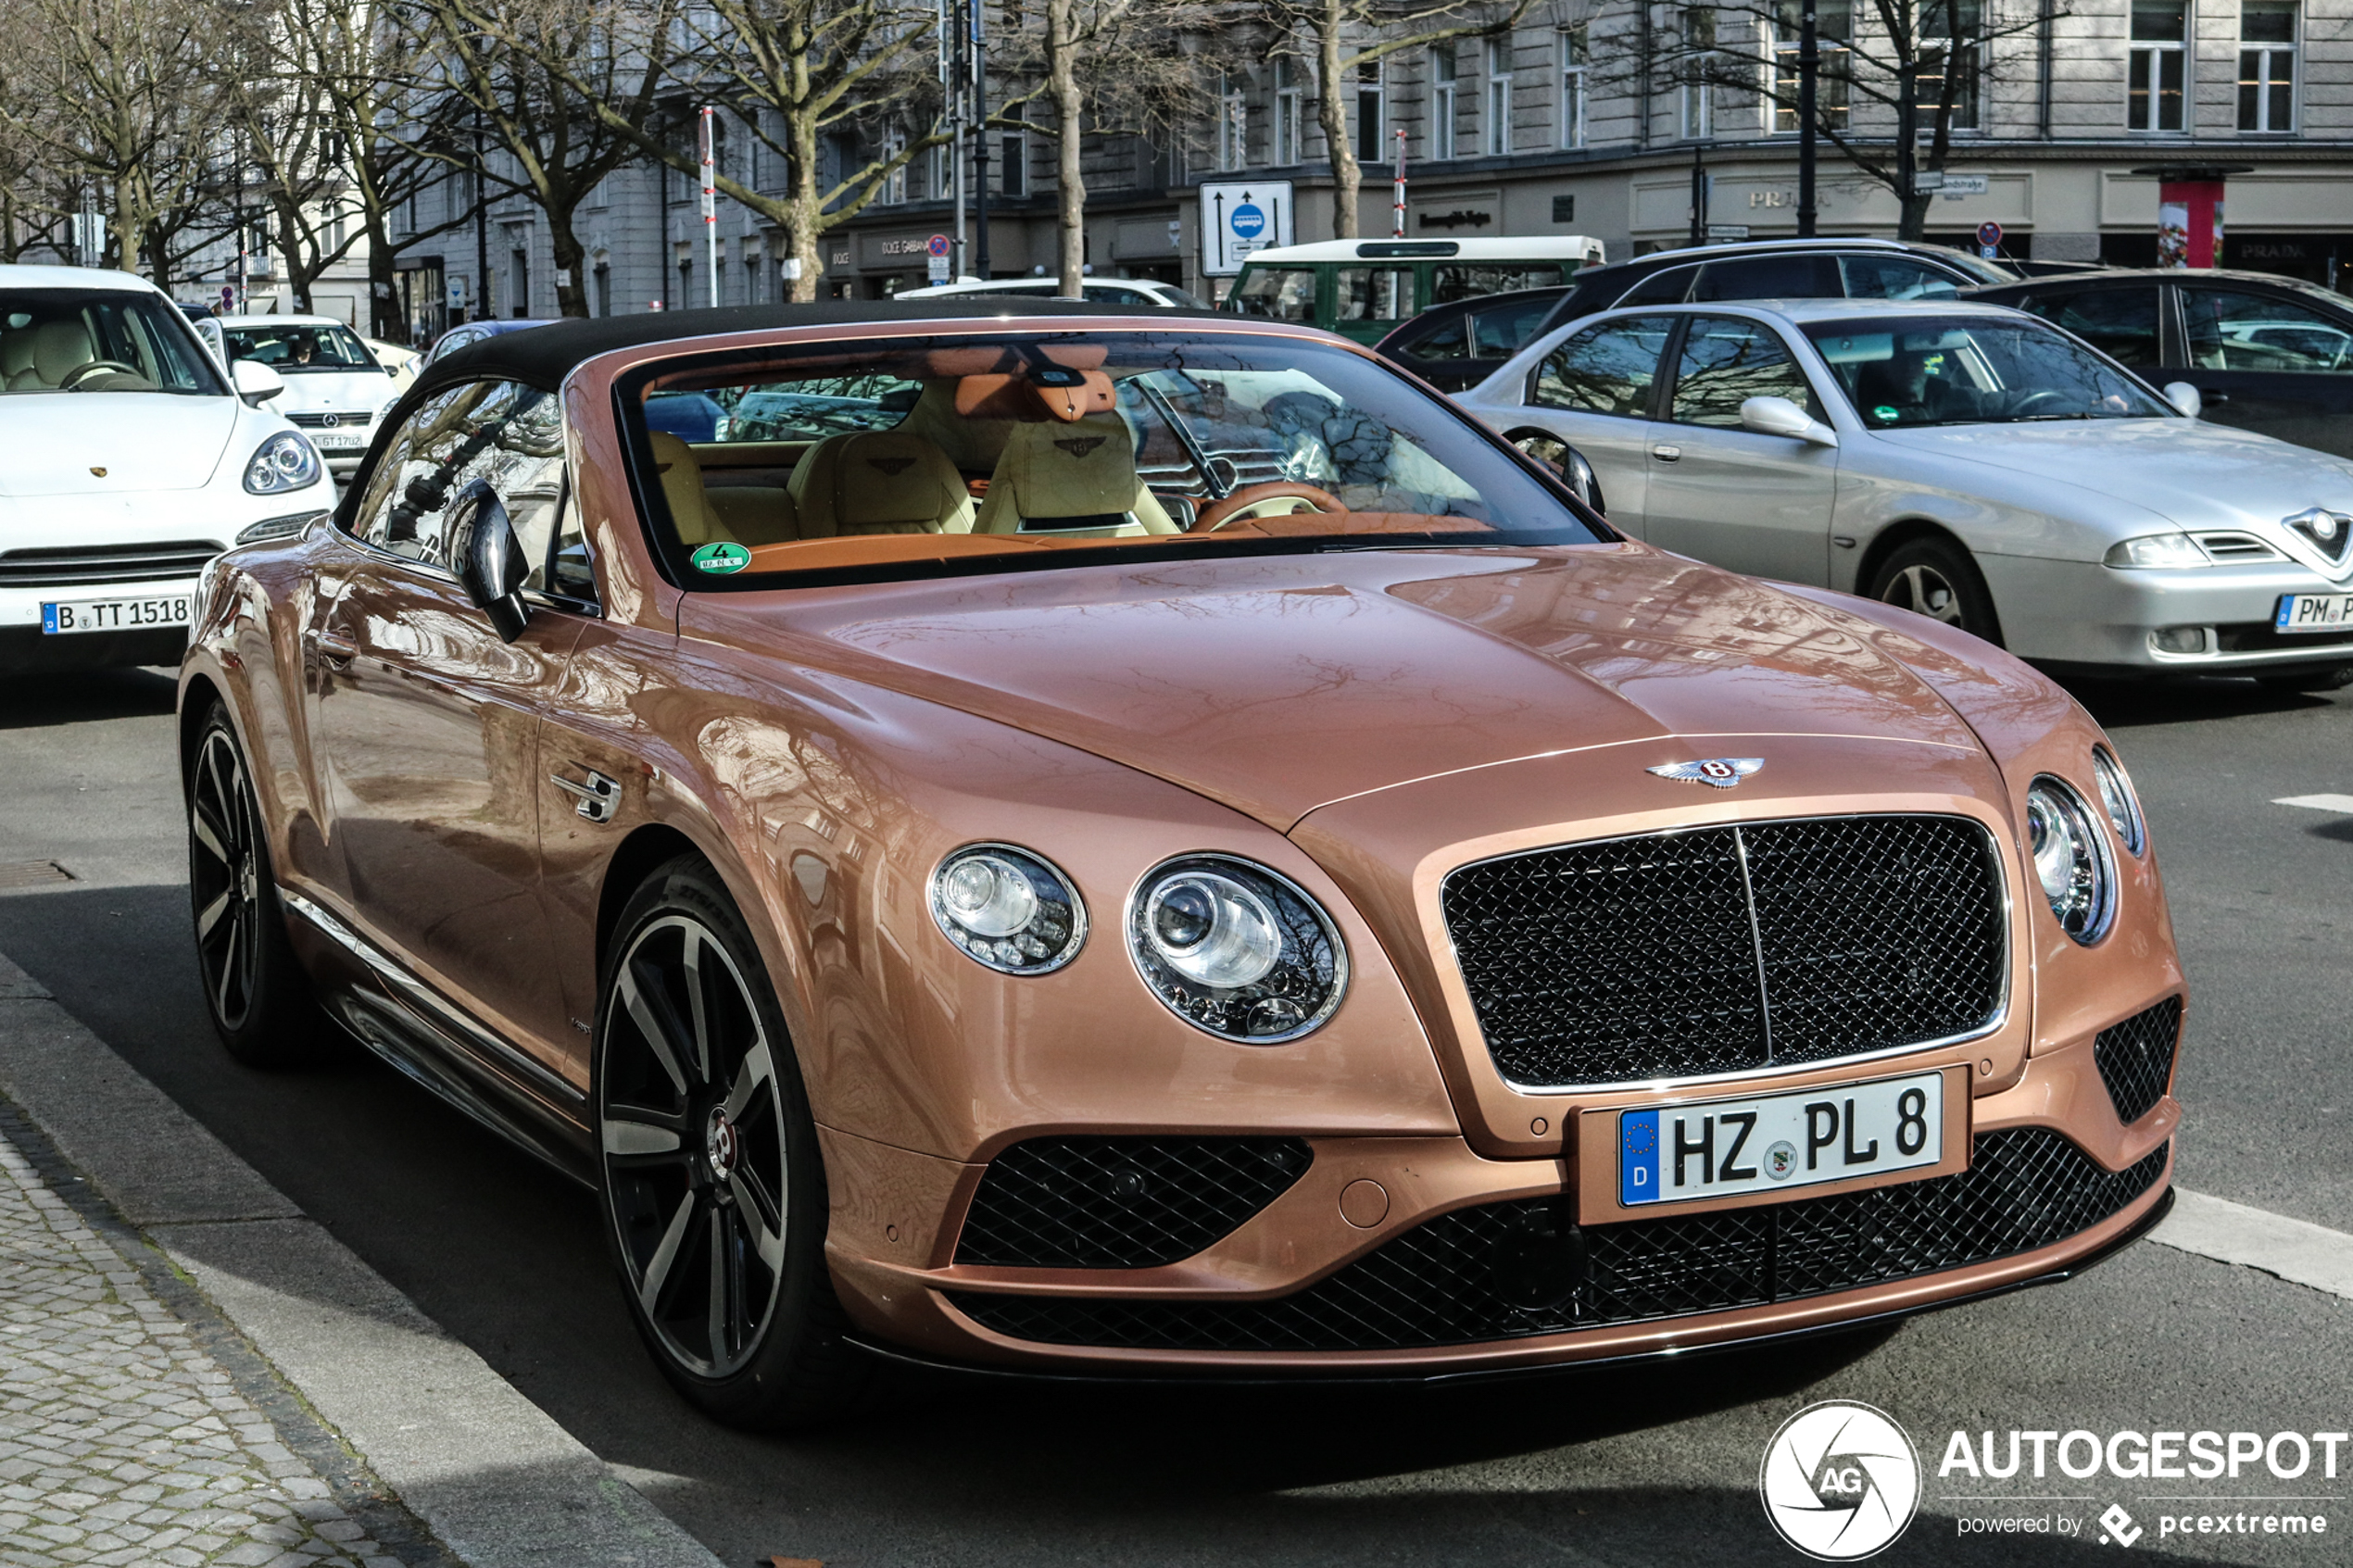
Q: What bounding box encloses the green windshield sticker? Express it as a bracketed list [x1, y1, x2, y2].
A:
[691, 542, 751, 574]
[1873, 405, 1899, 422]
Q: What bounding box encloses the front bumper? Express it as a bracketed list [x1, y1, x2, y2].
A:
[1982, 553, 2353, 672]
[0, 574, 204, 671]
[821, 1002, 2180, 1376]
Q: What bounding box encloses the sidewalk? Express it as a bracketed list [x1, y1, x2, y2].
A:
[0, 1108, 409, 1567]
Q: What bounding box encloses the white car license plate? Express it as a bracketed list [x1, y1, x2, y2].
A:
[313, 432, 366, 450]
[2275, 592, 2353, 633]
[1618, 1071, 1944, 1208]
[42, 595, 194, 634]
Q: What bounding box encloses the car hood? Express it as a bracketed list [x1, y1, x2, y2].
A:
[697, 545, 1987, 831]
[0, 394, 241, 495]
[1868, 418, 2353, 536]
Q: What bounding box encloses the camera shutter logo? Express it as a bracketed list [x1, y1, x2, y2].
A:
[1758, 1401, 1920, 1561]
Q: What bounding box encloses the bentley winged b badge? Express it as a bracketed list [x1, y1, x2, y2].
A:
[1647, 758, 1764, 788]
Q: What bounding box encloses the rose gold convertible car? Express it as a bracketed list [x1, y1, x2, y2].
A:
[179, 303, 2184, 1427]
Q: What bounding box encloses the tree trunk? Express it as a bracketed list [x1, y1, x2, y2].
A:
[789, 52, 822, 301]
[549, 217, 589, 317]
[1317, 1, 1359, 240]
[1048, 0, 1083, 296]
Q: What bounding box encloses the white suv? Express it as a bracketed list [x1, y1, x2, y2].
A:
[215, 314, 404, 476]
[1, 266, 334, 673]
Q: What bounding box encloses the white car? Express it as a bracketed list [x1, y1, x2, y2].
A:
[892, 276, 1208, 308]
[1, 266, 333, 673]
[217, 313, 403, 475]
[1460, 296, 2353, 690]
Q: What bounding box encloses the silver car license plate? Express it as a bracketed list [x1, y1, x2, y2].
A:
[42, 595, 194, 634]
[2275, 592, 2353, 633]
[1618, 1070, 1945, 1208]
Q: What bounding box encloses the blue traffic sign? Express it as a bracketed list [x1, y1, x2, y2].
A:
[1230, 203, 1265, 239]
[1976, 220, 2003, 246]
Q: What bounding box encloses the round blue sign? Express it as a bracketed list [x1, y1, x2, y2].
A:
[1230, 203, 1266, 239]
[1976, 220, 2003, 246]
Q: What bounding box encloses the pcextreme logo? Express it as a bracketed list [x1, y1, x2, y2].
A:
[1759, 1401, 1922, 1561]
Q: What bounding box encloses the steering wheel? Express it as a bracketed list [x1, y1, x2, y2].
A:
[2007, 388, 2070, 417]
[1189, 482, 1343, 532]
[60, 359, 142, 390]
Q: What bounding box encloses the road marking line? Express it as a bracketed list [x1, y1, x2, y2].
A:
[2272, 793, 2353, 814]
[2148, 1189, 2353, 1302]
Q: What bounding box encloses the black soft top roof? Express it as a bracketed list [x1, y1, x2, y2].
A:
[415, 298, 1229, 395]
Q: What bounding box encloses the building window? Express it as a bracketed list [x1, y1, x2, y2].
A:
[2129, 1, 2188, 132]
[1557, 27, 1586, 148]
[1680, 7, 1716, 139]
[1357, 58, 1387, 164]
[882, 130, 906, 203]
[1484, 38, 1512, 157]
[1771, 1, 1853, 133]
[1217, 73, 1247, 170]
[594, 262, 611, 317]
[1000, 132, 1027, 195]
[1431, 47, 1458, 159]
[1275, 58, 1304, 165]
[1919, 0, 1982, 132]
[2240, 1, 2296, 132]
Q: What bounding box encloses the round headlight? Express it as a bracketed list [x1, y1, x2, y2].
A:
[2091, 746, 2145, 856]
[928, 845, 1085, 974]
[244, 431, 321, 495]
[2025, 777, 2114, 944]
[1128, 855, 1347, 1042]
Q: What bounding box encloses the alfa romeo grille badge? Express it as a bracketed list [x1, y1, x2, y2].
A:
[1647, 758, 1764, 788]
[2283, 507, 2353, 565]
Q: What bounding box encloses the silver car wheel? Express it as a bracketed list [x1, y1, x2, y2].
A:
[1884, 563, 1966, 625]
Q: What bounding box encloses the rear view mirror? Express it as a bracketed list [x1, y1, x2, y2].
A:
[2162, 381, 2203, 419]
[232, 358, 284, 405]
[1504, 427, 1609, 517]
[1741, 395, 1840, 447]
[447, 479, 532, 642]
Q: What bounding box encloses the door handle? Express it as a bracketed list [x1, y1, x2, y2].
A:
[1652, 445, 1682, 462]
[307, 628, 359, 664]
[549, 768, 623, 823]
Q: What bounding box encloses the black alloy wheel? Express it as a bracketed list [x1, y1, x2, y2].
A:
[596, 857, 864, 1428]
[186, 705, 317, 1066]
[1867, 535, 2003, 646]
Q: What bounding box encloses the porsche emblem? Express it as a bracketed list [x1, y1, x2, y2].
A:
[88, 466, 107, 478]
[868, 457, 916, 475]
[1647, 758, 1765, 788]
[1053, 435, 1106, 458]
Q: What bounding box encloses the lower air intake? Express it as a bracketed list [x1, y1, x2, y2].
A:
[2093, 997, 2183, 1126]
[954, 1135, 1313, 1269]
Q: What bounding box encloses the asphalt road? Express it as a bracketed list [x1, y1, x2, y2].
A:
[1, 664, 2347, 1568]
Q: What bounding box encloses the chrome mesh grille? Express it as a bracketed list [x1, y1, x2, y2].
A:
[2093, 997, 2183, 1126]
[1441, 816, 2007, 1088]
[947, 1130, 2168, 1352]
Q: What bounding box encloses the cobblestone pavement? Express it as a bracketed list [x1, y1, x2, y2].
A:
[0, 1127, 405, 1568]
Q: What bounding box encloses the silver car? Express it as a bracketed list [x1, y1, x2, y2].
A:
[1458, 297, 2353, 689]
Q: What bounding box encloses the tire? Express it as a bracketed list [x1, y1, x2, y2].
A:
[1866, 535, 2003, 646]
[2256, 666, 2353, 693]
[595, 855, 867, 1429]
[185, 702, 320, 1067]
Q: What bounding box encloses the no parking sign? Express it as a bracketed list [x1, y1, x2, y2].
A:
[1977, 220, 2002, 259]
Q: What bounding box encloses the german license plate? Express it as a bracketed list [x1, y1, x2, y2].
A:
[313, 431, 366, 450]
[41, 595, 193, 634]
[2276, 592, 2353, 633]
[1618, 1071, 1944, 1208]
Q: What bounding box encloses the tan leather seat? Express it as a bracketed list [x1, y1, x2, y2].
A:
[0, 328, 34, 390]
[648, 431, 734, 546]
[789, 429, 974, 537]
[30, 320, 95, 387]
[705, 485, 799, 545]
[972, 415, 1178, 536]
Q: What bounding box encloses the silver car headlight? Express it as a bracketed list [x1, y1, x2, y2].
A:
[2091, 746, 2146, 856]
[929, 844, 1086, 974]
[2103, 533, 2208, 569]
[1128, 855, 1347, 1042]
[245, 431, 321, 495]
[2026, 777, 2115, 943]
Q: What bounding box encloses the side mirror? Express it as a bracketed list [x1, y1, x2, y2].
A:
[195, 318, 227, 368]
[232, 358, 284, 405]
[447, 479, 532, 642]
[2162, 381, 2203, 419]
[1504, 427, 1608, 516]
[1740, 395, 1839, 447]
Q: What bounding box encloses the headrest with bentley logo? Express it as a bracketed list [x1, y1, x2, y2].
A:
[1052, 434, 1107, 459]
[868, 456, 918, 476]
[953, 369, 1117, 423]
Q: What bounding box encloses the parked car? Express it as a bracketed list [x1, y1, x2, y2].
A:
[217, 315, 402, 476]
[1459, 296, 2353, 690]
[364, 336, 422, 394]
[645, 389, 731, 443]
[0, 264, 333, 672]
[1225, 235, 1606, 344]
[1374, 286, 1571, 392]
[183, 299, 2182, 1427]
[1969, 267, 2353, 459]
[1551, 237, 2018, 323]
[425, 318, 560, 365]
[895, 276, 1207, 308]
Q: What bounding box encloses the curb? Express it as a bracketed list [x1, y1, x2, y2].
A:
[0, 949, 725, 1568]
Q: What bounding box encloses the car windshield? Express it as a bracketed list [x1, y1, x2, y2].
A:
[1802, 315, 2172, 428]
[625, 329, 1604, 585]
[224, 322, 379, 372]
[1, 289, 222, 395]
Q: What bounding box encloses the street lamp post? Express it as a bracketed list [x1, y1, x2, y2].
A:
[1797, 0, 1818, 237]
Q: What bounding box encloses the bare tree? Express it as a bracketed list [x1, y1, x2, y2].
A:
[1256, 0, 1538, 241]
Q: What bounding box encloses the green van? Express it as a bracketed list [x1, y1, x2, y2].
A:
[1223, 236, 1608, 344]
